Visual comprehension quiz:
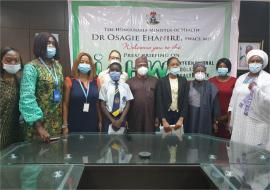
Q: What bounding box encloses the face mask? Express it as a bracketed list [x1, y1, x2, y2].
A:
[169, 67, 180, 76]
[137, 66, 148, 76]
[249, 63, 262, 73]
[47, 46, 56, 59]
[78, 63, 91, 74]
[194, 71, 206, 81]
[110, 59, 120, 64]
[109, 71, 121, 81]
[3, 63, 21, 74]
[217, 68, 229, 76]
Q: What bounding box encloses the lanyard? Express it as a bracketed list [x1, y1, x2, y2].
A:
[78, 80, 90, 102]
[39, 57, 58, 86]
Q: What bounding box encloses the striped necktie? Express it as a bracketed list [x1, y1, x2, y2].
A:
[111, 82, 127, 131]
[112, 82, 120, 117]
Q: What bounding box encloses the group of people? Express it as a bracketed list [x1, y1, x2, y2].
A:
[1, 32, 270, 151]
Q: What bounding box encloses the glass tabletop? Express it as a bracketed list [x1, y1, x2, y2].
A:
[0, 164, 84, 190]
[1, 133, 269, 165]
[201, 163, 270, 190]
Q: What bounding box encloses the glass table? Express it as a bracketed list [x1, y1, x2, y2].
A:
[1, 133, 269, 189]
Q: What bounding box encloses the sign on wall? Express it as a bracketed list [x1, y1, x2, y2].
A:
[69, 0, 240, 79]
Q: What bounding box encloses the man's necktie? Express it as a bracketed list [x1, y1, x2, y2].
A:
[112, 82, 120, 117]
[111, 82, 126, 131]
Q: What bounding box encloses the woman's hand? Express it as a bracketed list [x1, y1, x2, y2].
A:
[63, 127, 69, 136]
[98, 122, 102, 132]
[217, 115, 228, 124]
[154, 118, 160, 128]
[213, 122, 218, 133]
[248, 82, 257, 90]
[35, 121, 50, 142]
[162, 119, 172, 133]
[174, 118, 183, 130]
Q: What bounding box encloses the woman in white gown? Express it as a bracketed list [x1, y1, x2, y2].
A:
[229, 49, 270, 150]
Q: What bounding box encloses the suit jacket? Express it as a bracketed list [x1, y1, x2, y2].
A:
[156, 75, 189, 120]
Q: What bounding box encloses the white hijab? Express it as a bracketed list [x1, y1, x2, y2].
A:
[246, 49, 268, 69]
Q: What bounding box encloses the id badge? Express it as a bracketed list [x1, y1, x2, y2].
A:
[83, 103, 90, 112]
[53, 89, 61, 102]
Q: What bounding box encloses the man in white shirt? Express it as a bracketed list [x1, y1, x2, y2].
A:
[98, 50, 128, 86]
[99, 62, 133, 134]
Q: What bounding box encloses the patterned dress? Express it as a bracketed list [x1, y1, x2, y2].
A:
[19, 59, 63, 140]
[0, 76, 23, 149]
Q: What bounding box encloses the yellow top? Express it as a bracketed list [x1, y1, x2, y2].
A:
[169, 77, 179, 112]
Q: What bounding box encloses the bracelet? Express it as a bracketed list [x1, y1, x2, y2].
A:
[62, 124, 68, 129]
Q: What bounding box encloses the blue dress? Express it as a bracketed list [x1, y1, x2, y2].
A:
[68, 78, 99, 132]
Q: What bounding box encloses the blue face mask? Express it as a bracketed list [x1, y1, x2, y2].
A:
[47, 47, 56, 59]
[78, 63, 91, 74]
[217, 68, 229, 76]
[249, 63, 262, 73]
[109, 71, 121, 81]
[169, 67, 180, 76]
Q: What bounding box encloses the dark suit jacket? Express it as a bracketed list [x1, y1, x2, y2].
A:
[156, 75, 189, 120]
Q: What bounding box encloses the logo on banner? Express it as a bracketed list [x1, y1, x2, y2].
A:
[146, 11, 160, 25]
[94, 54, 103, 61]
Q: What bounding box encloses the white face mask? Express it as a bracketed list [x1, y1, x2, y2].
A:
[137, 66, 148, 76]
[249, 62, 263, 73]
[169, 66, 181, 76]
[194, 71, 206, 81]
[110, 59, 120, 64]
[3, 63, 21, 74]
